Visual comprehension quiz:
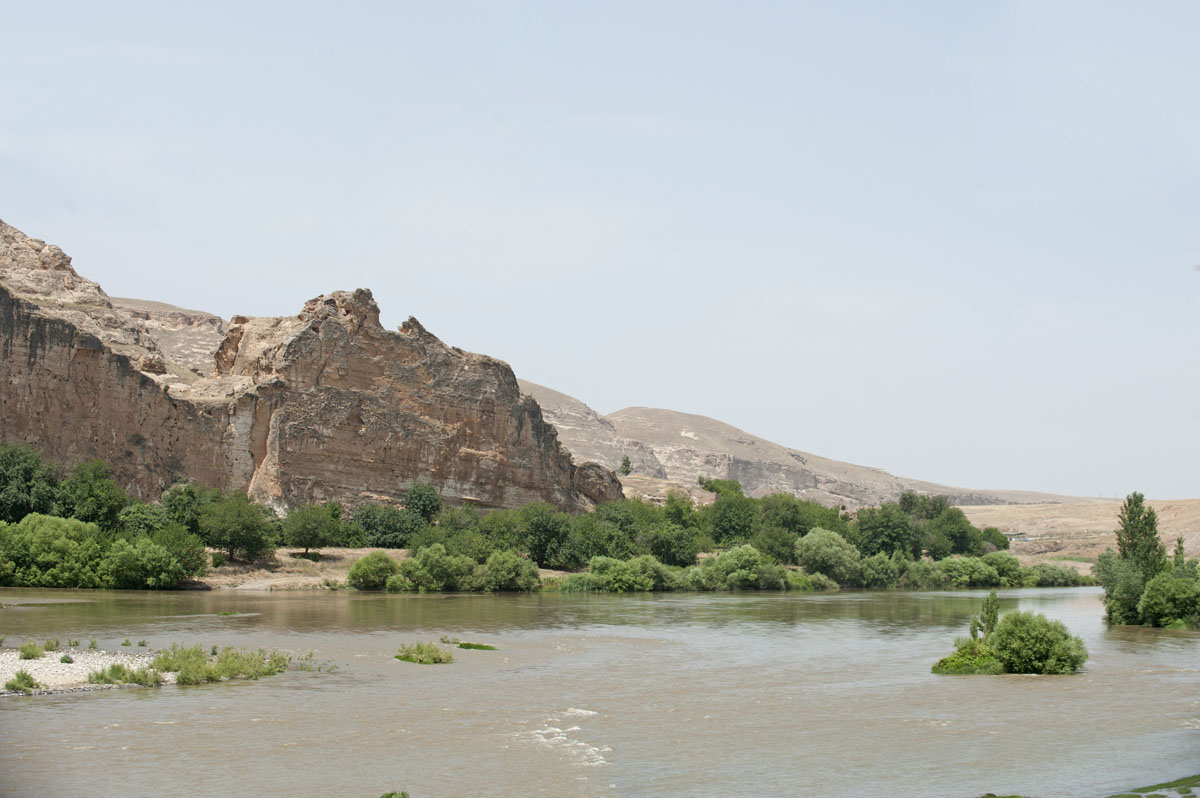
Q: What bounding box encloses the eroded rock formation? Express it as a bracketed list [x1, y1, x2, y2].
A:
[0, 219, 620, 512]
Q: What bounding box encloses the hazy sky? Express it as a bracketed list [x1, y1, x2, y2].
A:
[3, 2, 1197, 498]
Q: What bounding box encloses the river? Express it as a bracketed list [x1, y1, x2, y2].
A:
[1, 587, 1197, 797]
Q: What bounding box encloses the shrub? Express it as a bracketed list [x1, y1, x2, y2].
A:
[1094, 549, 1145, 624]
[795, 528, 860, 585]
[118, 503, 171, 536]
[5, 669, 40, 693]
[980, 527, 1010, 550]
[519, 503, 571, 566]
[152, 643, 290, 684]
[1137, 571, 1200, 628]
[858, 552, 901, 588]
[988, 611, 1088, 674]
[57, 459, 128, 531]
[397, 544, 480, 592]
[348, 551, 401, 590]
[403, 484, 443, 521]
[931, 638, 1004, 675]
[0, 443, 60, 524]
[937, 557, 1001, 588]
[898, 559, 952, 590]
[981, 552, 1022, 586]
[199, 493, 277, 562]
[210, 552, 226, 569]
[802, 571, 838, 591]
[60, 654, 74, 663]
[395, 642, 453, 664]
[43, 638, 58, 651]
[0, 514, 105, 588]
[18, 640, 43, 659]
[1024, 563, 1082, 587]
[152, 523, 208, 577]
[87, 663, 163, 686]
[99, 537, 186, 589]
[482, 549, 540, 592]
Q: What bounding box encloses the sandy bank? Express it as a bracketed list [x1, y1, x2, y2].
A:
[0, 648, 177, 696]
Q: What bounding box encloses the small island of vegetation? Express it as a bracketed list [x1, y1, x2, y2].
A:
[932, 589, 1088, 675]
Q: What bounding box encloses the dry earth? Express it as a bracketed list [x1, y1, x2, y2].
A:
[964, 499, 1200, 574]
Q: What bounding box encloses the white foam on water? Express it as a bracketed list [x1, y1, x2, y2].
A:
[515, 709, 610, 769]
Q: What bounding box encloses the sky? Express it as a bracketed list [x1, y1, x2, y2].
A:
[2, 1, 1197, 499]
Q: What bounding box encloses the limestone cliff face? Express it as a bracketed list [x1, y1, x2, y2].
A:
[0, 219, 619, 512]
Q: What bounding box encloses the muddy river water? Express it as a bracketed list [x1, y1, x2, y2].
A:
[1, 587, 1197, 797]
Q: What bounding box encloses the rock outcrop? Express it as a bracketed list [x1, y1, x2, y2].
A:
[0, 219, 619, 512]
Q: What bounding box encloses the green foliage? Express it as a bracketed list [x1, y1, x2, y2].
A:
[0, 514, 104, 588]
[481, 549, 540, 592]
[199, 493, 276, 562]
[395, 642, 454, 664]
[56, 459, 127, 531]
[557, 513, 639, 569]
[898, 492, 951, 520]
[1137, 570, 1200, 628]
[988, 611, 1088, 674]
[118, 502, 171, 537]
[209, 551, 225, 569]
[42, 638, 58, 650]
[282, 503, 339, 554]
[638, 521, 704, 567]
[579, 554, 670, 592]
[403, 483, 443, 521]
[393, 544, 481, 592]
[758, 493, 848, 537]
[99, 537, 186, 589]
[519, 502, 570, 566]
[454, 641, 497, 650]
[0, 444, 60, 524]
[1023, 563, 1084, 587]
[981, 552, 1022, 586]
[801, 571, 838, 591]
[152, 643, 290, 684]
[706, 494, 758, 545]
[347, 550, 401, 590]
[981, 526, 1011, 550]
[60, 654, 73, 663]
[152, 523, 208, 577]
[858, 551, 902, 588]
[5, 669, 40, 693]
[662, 490, 696, 528]
[618, 455, 632, 476]
[931, 638, 1004, 675]
[697, 476, 744, 497]
[748, 521, 798, 565]
[19, 639, 43, 659]
[937, 557, 1001, 588]
[855, 503, 922, 559]
[87, 663, 163, 686]
[353, 503, 424, 549]
[689, 545, 785, 591]
[795, 527, 860, 584]
[928, 508, 984, 557]
[161, 481, 218, 536]
[1115, 492, 1167, 583]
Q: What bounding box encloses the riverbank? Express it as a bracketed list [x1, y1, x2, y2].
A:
[0, 647, 176, 696]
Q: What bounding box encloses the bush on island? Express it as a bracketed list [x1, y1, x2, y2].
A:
[932, 591, 1088, 675]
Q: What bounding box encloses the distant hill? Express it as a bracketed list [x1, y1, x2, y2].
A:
[519, 380, 1088, 508]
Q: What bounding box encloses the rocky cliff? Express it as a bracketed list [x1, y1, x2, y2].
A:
[521, 381, 1077, 508]
[0, 219, 620, 512]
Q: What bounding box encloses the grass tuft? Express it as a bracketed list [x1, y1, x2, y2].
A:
[395, 642, 454, 664]
[5, 670, 40, 693]
[18, 640, 43, 660]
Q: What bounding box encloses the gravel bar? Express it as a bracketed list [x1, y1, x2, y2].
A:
[0, 647, 177, 696]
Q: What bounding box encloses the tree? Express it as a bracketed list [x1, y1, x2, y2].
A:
[618, 455, 632, 476]
[1115, 492, 1167, 582]
[57, 460, 127, 531]
[403, 484, 442, 522]
[927, 508, 984, 557]
[347, 550, 400, 590]
[199, 493, 276, 562]
[697, 476, 744, 497]
[795, 527, 861, 585]
[282, 503, 339, 555]
[706, 494, 758, 545]
[353, 503, 424, 549]
[518, 502, 570, 566]
[856, 503, 921, 559]
[119, 503, 171, 537]
[0, 444, 59, 524]
[162, 481, 218, 536]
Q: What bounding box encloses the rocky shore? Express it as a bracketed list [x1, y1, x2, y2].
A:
[0, 647, 177, 696]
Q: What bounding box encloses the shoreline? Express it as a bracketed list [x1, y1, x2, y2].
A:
[0, 647, 177, 697]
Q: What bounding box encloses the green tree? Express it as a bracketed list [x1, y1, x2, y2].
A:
[199, 493, 276, 562]
[151, 523, 208, 577]
[118, 503, 171, 537]
[697, 476, 744, 497]
[795, 527, 861, 585]
[0, 444, 59, 524]
[353, 503, 424, 549]
[57, 460, 127, 531]
[662, 490, 696, 528]
[927, 508, 984, 557]
[706, 494, 758, 545]
[856, 503, 921, 559]
[1115, 491, 1167, 582]
[403, 484, 442, 522]
[162, 481, 218, 536]
[618, 455, 632, 476]
[519, 502, 570, 566]
[282, 503, 338, 555]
